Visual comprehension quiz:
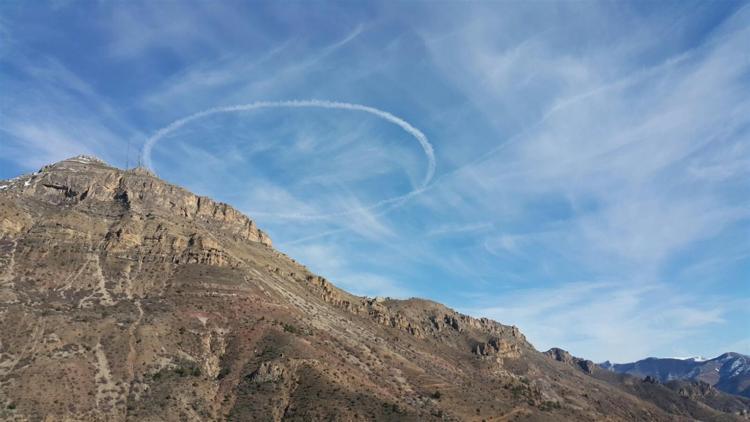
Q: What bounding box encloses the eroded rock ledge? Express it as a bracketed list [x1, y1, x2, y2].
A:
[301, 273, 528, 357]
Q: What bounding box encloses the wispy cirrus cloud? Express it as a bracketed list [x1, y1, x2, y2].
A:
[1, 0, 748, 362]
[0, 53, 139, 169]
[407, 3, 750, 359]
[288, 242, 413, 299]
[463, 281, 739, 362]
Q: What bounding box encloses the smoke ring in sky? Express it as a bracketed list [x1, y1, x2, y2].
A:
[142, 100, 435, 220]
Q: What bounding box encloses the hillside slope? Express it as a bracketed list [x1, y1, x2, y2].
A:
[0, 156, 747, 421]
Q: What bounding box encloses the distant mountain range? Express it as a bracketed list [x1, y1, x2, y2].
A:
[601, 353, 750, 398]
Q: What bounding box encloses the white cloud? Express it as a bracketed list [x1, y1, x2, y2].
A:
[286, 242, 412, 299]
[0, 54, 139, 170]
[405, 4, 750, 362]
[464, 281, 729, 362]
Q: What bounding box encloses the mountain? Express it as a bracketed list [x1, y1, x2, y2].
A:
[0, 156, 748, 421]
[548, 349, 750, 419]
[600, 353, 750, 398]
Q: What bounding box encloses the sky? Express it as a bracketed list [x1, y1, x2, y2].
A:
[1, 0, 748, 362]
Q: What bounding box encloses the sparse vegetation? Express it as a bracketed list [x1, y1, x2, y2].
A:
[539, 400, 562, 411]
[217, 367, 231, 380]
[173, 363, 202, 378]
[510, 383, 528, 399]
[282, 322, 299, 334]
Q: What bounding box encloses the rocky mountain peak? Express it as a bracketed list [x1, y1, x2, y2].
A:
[1, 156, 272, 248]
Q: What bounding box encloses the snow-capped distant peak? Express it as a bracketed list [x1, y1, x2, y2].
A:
[669, 356, 707, 362]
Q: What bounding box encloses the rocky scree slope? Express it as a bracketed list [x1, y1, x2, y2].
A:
[0, 156, 748, 421]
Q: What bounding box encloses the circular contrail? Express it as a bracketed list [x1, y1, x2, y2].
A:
[142, 100, 435, 220]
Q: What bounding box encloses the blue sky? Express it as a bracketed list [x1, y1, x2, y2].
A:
[1, 1, 748, 362]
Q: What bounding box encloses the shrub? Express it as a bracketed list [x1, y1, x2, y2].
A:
[217, 367, 230, 380]
[539, 400, 562, 411]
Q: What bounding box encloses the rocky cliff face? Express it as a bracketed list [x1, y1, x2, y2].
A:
[0, 156, 748, 421]
[544, 347, 596, 374]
